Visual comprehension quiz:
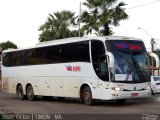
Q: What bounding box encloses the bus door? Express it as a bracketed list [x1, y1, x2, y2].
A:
[98, 56, 110, 99]
[91, 40, 110, 99]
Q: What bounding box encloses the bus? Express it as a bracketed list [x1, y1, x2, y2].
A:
[1, 36, 157, 105]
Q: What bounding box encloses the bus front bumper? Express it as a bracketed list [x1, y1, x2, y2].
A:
[110, 89, 151, 100]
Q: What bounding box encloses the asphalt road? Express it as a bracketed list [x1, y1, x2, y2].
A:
[0, 84, 160, 120]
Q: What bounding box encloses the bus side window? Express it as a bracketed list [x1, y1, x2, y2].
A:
[74, 41, 90, 62]
[3, 52, 14, 67]
[91, 40, 109, 81]
[99, 56, 109, 81]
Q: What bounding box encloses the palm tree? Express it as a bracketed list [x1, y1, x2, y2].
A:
[39, 10, 79, 42]
[81, 0, 128, 36]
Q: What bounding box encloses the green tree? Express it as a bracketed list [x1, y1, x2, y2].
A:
[0, 41, 17, 50]
[81, 0, 128, 36]
[39, 10, 80, 42]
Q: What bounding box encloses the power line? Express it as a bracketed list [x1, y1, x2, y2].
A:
[127, 0, 160, 10]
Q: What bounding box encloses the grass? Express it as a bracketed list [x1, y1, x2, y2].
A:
[0, 114, 6, 120]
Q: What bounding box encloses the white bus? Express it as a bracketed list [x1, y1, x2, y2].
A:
[1, 36, 154, 105]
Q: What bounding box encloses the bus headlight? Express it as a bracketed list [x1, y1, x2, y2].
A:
[111, 87, 124, 91]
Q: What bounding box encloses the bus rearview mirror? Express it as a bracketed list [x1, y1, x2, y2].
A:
[106, 52, 114, 68]
[148, 52, 160, 68]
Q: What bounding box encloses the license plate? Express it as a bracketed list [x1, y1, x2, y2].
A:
[131, 93, 138, 97]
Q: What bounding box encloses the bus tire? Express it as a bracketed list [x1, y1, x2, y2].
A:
[151, 89, 154, 95]
[17, 85, 26, 100]
[83, 86, 95, 105]
[26, 85, 36, 101]
[57, 97, 64, 100]
[116, 99, 126, 104]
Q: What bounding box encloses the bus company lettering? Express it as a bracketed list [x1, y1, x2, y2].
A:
[66, 65, 81, 72]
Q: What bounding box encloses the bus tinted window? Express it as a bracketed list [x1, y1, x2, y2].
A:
[3, 52, 15, 67]
[43, 45, 61, 64]
[60, 43, 74, 63]
[2, 41, 90, 67]
[74, 41, 90, 62]
[30, 47, 46, 65]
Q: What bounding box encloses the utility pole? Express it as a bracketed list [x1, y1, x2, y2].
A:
[78, 2, 81, 37]
[151, 38, 155, 52]
[150, 38, 155, 75]
[138, 27, 155, 75]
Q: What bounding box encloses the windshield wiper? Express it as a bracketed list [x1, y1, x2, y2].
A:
[132, 57, 147, 81]
[116, 52, 132, 65]
[115, 52, 133, 81]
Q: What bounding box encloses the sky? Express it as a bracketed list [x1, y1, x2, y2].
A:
[0, 0, 160, 51]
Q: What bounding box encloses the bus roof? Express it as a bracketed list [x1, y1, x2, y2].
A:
[36, 36, 142, 47]
[3, 36, 142, 52]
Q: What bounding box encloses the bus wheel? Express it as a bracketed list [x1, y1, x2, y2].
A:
[17, 85, 26, 100]
[57, 97, 64, 100]
[83, 86, 95, 105]
[116, 99, 126, 104]
[151, 89, 154, 95]
[26, 85, 36, 101]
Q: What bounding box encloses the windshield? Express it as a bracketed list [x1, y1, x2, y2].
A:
[153, 76, 160, 81]
[106, 40, 150, 83]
